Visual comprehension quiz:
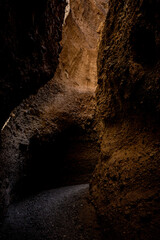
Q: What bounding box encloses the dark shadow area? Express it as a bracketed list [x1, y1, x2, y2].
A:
[131, 27, 157, 66]
[0, 0, 65, 128]
[13, 125, 99, 199]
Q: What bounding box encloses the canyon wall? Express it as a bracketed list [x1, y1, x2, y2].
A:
[90, 0, 160, 239]
[0, 0, 108, 222]
[0, 0, 66, 220]
[0, 0, 66, 128]
[54, 0, 108, 91]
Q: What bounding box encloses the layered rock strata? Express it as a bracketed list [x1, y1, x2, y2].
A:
[90, 0, 160, 239]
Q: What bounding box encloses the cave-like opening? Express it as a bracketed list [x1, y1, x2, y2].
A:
[14, 123, 99, 199]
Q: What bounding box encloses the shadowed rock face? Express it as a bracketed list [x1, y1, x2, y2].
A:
[0, 0, 66, 128]
[96, 0, 160, 121]
[0, 0, 108, 223]
[0, 0, 66, 220]
[90, 0, 160, 239]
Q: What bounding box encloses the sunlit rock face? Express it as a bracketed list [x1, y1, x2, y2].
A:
[90, 0, 160, 239]
[55, 0, 109, 91]
[0, 0, 108, 222]
[63, 0, 70, 24]
[0, 0, 66, 128]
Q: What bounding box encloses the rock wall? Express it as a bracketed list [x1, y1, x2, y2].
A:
[0, 0, 66, 220]
[90, 0, 160, 239]
[0, 0, 108, 222]
[54, 0, 109, 91]
[0, 0, 66, 128]
[0, 84, 98, 200]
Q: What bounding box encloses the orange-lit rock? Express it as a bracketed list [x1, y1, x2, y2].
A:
[55, 0, 108, 91]
[90, 0, 160, 239]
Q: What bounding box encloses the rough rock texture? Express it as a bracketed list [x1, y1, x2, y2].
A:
[0, 0, 108, 222]
[0, 0, 66, 128]
[0, 84, 98, 198]
[55, 0, 109, 91]
[90, 0, 160, 239]
[0, 77, 99, 221]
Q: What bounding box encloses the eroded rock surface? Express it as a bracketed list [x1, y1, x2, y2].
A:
[0, 0, 108, 222]
[90, 0, 160, 239]
[55, 0, 108, 91]
[0, 0, 66, 128]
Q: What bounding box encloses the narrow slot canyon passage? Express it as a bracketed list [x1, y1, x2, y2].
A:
[0, 0, 160, 239]
[0, 0, 108, 239]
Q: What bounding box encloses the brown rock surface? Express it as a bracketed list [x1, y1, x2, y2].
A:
[0, 0, 108, 222]
[0, 0, 66, 128]
[55, 0, 108, 91]
[90, 0, 160, 239]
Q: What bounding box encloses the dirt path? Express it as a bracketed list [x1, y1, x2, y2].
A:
[0, 184, 103, 240]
